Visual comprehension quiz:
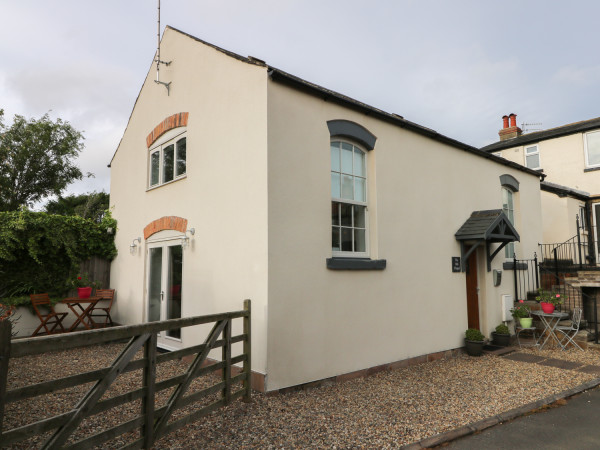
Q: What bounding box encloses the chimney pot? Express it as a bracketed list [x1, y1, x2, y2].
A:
[509, 113, 517, 127]
[502, 115, 509, 129]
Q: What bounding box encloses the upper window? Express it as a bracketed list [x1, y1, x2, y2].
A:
[524, 144, 540, 169]
[584, 130, 600, 168]
[149, 132, 186, 188]
[331, 141, 367, 256]
[502, 187, 515, 258]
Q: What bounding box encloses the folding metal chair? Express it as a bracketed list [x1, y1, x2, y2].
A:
[516, 323, 538, 348]
[89, 289, 115, 328]
[30, 293, 68, 336]
[555, 307, 583, 350]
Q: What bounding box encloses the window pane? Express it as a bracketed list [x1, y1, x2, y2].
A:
[341, 174, 353, 199]
[331, 202, 339, 226]
[354, 148, 365, 177]
[341, 228, 352, 251]
[525, 145, 537, 154]
[166, 245, 183, 339]
[332, 227, 340, 251]
[587, 132, 600, 166]
[340, 203, 352, 226]
[354, 205, 366, 228]
[341, 143, 353, 174]
[526, 153, 540, 168]
[355, 177, 366, 202]
[148, 247, 162, 322]
[354, 229, 366, 252]
[331, 172, 341, 198]
[331, 143, 340, 172]
[176, 138, 186, 176]
[150, 152, 160, 186]
[163, 144, 174, 183]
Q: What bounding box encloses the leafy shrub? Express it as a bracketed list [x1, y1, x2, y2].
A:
[465, 328, 485, 341]
[495, 324, 510, 335]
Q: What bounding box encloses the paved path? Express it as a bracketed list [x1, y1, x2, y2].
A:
[443, 385, 600, 449]
[404, 350, 600, 449]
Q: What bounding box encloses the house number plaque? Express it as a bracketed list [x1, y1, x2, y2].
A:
[452, 257, 461, 273]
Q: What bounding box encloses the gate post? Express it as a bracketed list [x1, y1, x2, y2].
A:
[513, 255, 518, 301]
[0, 320, 12, 436]
[577, 215, 583, 269]
[142, 332, 157, 449]
[222, 318, 232, 405]
[243, 299, 252, 402]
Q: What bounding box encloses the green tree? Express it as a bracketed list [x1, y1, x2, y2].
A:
[45, 191, 110, 223]
[0, 109, 86, 211]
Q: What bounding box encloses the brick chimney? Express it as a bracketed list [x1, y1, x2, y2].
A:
[498, 113, 523, 141]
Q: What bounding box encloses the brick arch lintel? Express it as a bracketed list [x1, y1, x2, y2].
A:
[144, 216, 188, 240]
[146, 112, 189, 148]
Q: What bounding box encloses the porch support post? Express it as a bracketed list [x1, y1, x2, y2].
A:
[460, 241, 483, 272]
[487, 241, 509, 272]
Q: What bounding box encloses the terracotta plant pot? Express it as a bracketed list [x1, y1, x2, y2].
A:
[519, 317, 533, 328]
[541, 302, 555, 314]
[78, 287, 92, 299]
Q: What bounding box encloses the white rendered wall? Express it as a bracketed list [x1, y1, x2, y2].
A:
[109, 29, 269, 376]
[265, 81, 543, 390]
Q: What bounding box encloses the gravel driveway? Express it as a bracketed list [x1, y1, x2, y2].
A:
[5, 343, 600, 448]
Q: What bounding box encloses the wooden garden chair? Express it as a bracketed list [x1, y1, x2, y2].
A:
[89, 289, 115, 328]
[30, 293, 68, 336]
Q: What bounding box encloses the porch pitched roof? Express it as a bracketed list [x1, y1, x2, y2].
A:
[455, 210, 520, 272]
[455, 209, 520, 242]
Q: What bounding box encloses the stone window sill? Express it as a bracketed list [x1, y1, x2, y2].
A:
[326, 258, 386, 270]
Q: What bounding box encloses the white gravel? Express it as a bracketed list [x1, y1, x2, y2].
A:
[4, 344, 599, 448]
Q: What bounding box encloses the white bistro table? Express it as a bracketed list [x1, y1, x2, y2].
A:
[531, 310, 569, 350]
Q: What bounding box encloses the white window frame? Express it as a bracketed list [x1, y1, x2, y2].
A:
[331, 140, 369, 258]
[148, 129, 187, 189]
[584, 130, 600, 169]
[502, 187, 515, 259]
[524, 144, 541, 169]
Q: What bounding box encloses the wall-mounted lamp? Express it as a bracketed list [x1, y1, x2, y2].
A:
[130, 237, 142, 255]
[181, 228, 195, 249]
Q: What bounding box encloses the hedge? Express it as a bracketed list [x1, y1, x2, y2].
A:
[0, 209, 117, 306]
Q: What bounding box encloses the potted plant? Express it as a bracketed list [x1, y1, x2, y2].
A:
[535, 288, 562, 314]
[491, 323, 511, 346]
[70, 273, 101, 299]
[511, 303, 532, 328]
[465, 328, 485, 356]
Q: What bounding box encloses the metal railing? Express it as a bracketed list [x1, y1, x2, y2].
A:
[538, 216, 596, 270]
[512, 255, 540, 302]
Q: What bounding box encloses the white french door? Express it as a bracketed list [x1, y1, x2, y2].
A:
[146, 239, 184, 350]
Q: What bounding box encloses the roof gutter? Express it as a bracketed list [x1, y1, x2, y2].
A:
[268, 68, 544, 180]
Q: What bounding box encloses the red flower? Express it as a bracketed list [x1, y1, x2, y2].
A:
[78, 276, 82, 280]
[556, 294, 560, 298]
[519, 299, 524, 303]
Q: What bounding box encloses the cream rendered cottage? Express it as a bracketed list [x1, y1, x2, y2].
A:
[109, 27, 543, 392]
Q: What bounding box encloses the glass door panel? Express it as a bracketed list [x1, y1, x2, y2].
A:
[148, 247, 163, 322]
[166, 245, 183, 338]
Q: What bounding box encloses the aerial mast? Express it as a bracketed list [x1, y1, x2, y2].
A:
[154, 0, 171, 94]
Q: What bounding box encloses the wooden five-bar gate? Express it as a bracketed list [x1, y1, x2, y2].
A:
[0, 300, 251, 449]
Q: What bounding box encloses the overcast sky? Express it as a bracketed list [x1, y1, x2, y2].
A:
[2, 1, 599, 202]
